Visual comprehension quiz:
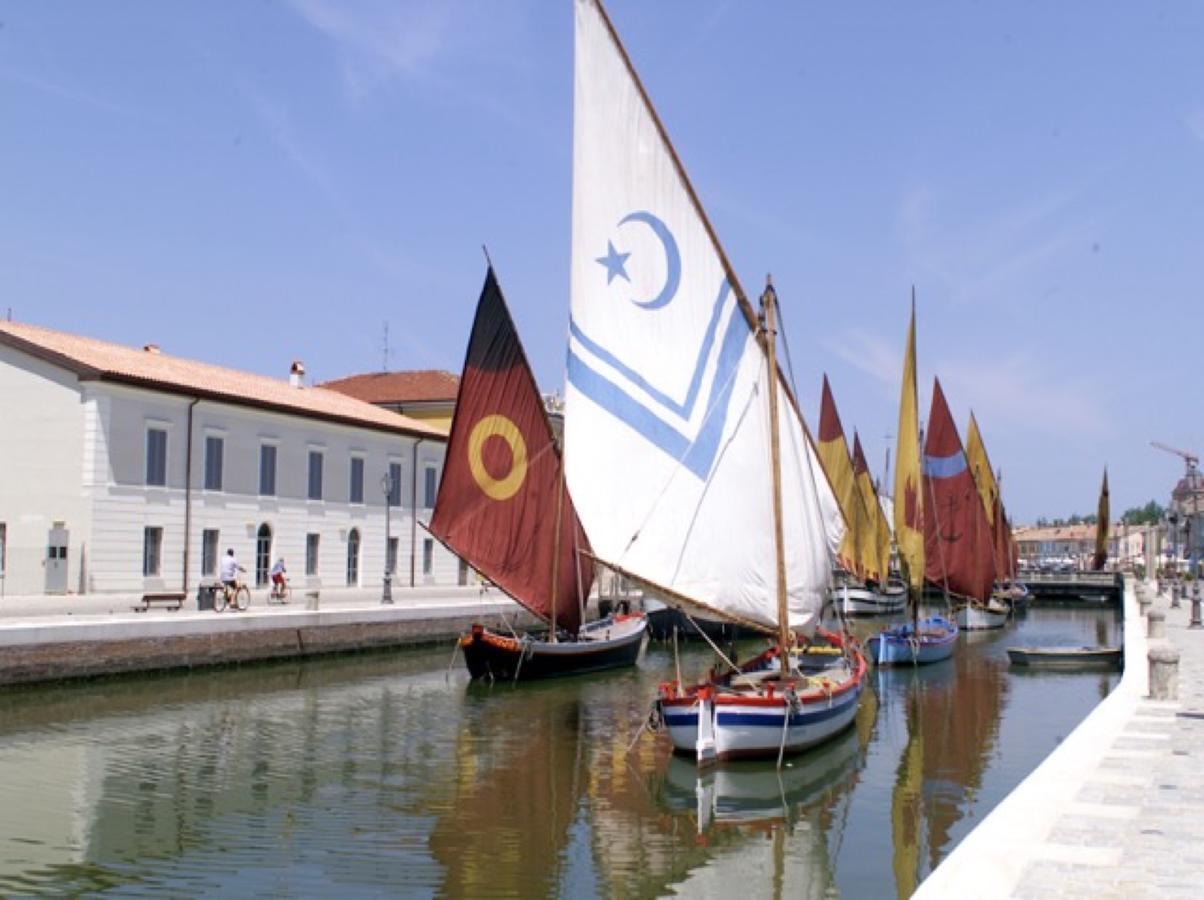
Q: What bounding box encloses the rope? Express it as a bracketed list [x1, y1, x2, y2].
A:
[445, 638, 460, 683]
[682, 609, 739, 672]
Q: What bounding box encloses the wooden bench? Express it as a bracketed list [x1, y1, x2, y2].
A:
[134, 591, 186, 612]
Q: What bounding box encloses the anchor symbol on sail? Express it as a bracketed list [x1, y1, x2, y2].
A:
[938, 494, 962, 543]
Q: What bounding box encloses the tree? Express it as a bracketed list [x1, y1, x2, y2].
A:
[1121, 500, 1165, 526]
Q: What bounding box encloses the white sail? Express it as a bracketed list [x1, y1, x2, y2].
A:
[565, 0, 834, 632]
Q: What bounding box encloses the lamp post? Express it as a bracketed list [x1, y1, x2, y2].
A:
[1167, 511, 1181, 607]
[381, 471, 394, 605]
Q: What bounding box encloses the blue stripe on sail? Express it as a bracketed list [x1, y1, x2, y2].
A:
[567, 296, 751, 480]
[569, 282, 732, 419]
[923, 451, 967, 479]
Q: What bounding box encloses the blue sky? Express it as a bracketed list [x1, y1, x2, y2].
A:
[3, 1, 1202, 523]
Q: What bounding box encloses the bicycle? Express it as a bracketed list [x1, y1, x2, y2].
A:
[267, 578, 291, 605]
[215, 580, 250, 612]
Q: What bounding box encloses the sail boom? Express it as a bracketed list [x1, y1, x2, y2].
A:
[585, 552, 775, 636]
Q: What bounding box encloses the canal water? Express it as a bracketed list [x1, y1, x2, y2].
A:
[0, 606, 1120, 898]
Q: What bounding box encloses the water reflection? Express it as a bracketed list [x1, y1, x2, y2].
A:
[0, 607, 1120, 897]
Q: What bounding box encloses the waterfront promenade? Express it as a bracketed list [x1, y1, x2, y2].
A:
[0, 585, 535, 686]
[916, 578, 1204, 898]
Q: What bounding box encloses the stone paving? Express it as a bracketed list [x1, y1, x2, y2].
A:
[916, 578, 1204, 899]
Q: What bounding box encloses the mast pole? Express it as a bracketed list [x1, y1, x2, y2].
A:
[761, 278, 792, 655]
[548, 452, 567, 643]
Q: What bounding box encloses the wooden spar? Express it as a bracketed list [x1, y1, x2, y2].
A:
[548, 453, 567, 642]
[581, 551, 775, 636]
[761, 279, 792, 653]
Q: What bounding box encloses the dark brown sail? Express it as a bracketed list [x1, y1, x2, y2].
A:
[429, 268, 591, 633]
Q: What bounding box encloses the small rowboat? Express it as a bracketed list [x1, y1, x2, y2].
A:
[1006, 646, 1122, 669]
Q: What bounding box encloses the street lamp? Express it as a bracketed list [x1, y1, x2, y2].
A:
[381, 471, 394, 605]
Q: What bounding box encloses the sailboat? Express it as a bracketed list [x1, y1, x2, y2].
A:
[966, 412, 1027, 609]
[867, 299, 958, 666]
[429, 267, 647, 681]
[923, 379, 1004, 630]
[817, 376, 904, 616]
[566, 0, 864, 764]
[853, 430, 908, 609]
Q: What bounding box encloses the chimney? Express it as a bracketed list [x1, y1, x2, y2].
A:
[289, 360, 306, 388]
[143, 344, 160, 354]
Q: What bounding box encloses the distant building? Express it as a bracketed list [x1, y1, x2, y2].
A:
[0, 321, 462, 597]
[1012, 522, 1155, 571]
[320, 370, 459, 434]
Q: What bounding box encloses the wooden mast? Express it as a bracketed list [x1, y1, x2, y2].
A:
[761, 278, 792, 654]
[548, 451, 567, 642]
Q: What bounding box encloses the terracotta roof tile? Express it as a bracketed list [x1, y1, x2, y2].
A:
[319, 370, 459, 405]
[0, 320, 443, 439]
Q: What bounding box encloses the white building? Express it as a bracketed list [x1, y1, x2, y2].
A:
[0, 321, 463, 597]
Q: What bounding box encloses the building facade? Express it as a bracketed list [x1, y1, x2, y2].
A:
[0, 322, 462, 597]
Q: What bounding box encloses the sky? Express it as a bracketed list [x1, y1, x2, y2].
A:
[3, 1, 1202, 524]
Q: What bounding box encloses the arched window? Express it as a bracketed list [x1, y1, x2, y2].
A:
[346, 528, 360, 586]
[256, 523, 272, 587]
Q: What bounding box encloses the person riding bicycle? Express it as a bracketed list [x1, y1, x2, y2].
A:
[219, 549, 245, 595]
[270, 557, 287, 594]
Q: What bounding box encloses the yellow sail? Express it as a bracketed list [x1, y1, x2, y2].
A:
[817, 375, 877, 580]
[853, 431, 892, 582]
[893, 297, 924, 591]
[965, 412, 999, 522]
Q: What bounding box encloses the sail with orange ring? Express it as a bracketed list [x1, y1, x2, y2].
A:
[429, 267, 592, 633]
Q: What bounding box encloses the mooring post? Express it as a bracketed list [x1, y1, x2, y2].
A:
[1171, 581, 1182, 609]
[1138, 591, 1152, 617]
[1190, 582, 1203, 629]
[1148, 644, 1180, 700]
[1148, 608, 1167, 640]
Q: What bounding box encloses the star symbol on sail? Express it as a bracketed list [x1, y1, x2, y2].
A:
[595, 240, 631, 285]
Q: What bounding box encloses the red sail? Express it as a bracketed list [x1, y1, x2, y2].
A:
[429, 268, 591, 633]
[922, 379, 996, 602]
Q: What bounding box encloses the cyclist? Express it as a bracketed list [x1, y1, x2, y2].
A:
[219, 549, 245, 599]
[270, 557, 288, 598]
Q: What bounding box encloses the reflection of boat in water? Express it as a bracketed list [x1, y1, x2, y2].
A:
[660, 724, 860, 830]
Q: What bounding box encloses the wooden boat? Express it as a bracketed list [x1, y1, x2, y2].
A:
[1006, 646, 1122, 669]
[657, 631, 866, 762]
[836, 578, 907, 616]
[867, 615, 958, 666]
[644, 597, 760, 642]
[430, 268, 647, 682]
[459, 614, 646, 681]
[565, 0, 863, 766]
[956, 597, 1010, 630]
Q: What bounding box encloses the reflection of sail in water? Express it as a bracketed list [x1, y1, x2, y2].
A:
[429, 689, 585, 897]
[887, 650, 1008, 896]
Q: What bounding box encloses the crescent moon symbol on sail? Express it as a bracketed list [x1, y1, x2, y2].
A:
[618, 211, 681, 310]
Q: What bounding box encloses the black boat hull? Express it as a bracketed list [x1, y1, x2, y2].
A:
[645, 604, 760, 642]
[460, 615, 647, 681]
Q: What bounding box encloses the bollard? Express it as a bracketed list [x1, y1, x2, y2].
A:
[1148, 645, 1180, 700]
[1138, 594, 1152, 617]
[306, 590, 320, 612]
[1148, 609, 1167, 640]
[1191, 591, 1203, 630]
[1171, 583, 1182, 609]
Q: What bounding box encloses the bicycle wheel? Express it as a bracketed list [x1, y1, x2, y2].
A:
[234, 585, 251, 611]
[215, 588, 229, 613]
